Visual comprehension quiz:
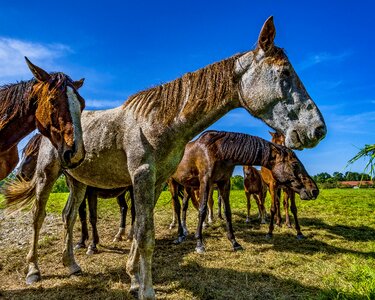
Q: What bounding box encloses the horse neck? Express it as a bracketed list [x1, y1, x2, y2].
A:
[217, 135, 272, 168]
[0, 81, 37, 152]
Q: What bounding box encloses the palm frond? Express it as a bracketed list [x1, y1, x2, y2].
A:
[348, 144, 375, 179]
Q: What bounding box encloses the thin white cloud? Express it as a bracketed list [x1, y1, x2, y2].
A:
[86, 99, 123, 109]
[0, 37, 71, 83]
[329, 111, 375, 134]
[298, 51, 352, 70]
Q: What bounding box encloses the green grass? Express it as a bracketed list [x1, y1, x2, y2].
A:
[1, 188, 374, 299]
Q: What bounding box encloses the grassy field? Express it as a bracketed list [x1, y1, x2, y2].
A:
[0, 188, 374, 299]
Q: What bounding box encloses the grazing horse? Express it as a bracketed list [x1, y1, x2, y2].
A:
[169, 130, 319, 253]
[0, 58, 86, 180]
[16, 134, 135, 255]
[261, 132, 305, 239]
[243, 166, 268, 224]
[4, 17, 326, 299]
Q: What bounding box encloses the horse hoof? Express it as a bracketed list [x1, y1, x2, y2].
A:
[265, 233, 273, 239]
[245, 218, 250, 224]
[260, 219, 267, 224]
[296, 234, 305, 240]
[69, 264, 82, 277]
[113, 236, 122, 242]
[169, 223, 176, 230]
[195, 246, 206, 254]
[26, 273, 41, 285]
[233, 244, 243, 251]
[74, 243, 85, 250]
[86, 248, 98, 255]
[173, 235, 186, 244]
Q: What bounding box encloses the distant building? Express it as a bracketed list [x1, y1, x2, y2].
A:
[339, 181, 374, 188]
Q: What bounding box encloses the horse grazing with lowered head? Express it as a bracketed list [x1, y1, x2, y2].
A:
[4, 17, 326, 299]
[261, 131, 305, 239]
[169, 130, 319, 253]
[15, 133, 135, 255]
[0, 57, 86, 180]
[243, 165, 268, 224]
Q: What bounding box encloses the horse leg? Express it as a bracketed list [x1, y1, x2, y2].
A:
[87, 190, 99, 255]
[62, 175, 87, 276]
[114, 192, 127, 242]
[207, 188, 214, 224]
[255, 192, 267, 224]
[75, 192, 89, 249]
[245, 191, 251, 223]
[275, 188, 282, 227]
[217, 189, 224, 220]
[181, 188, 191, 236]
[220, 180, 242, 251]
[283, 189, 292, 228]
[290, 192, 304, 239]
[170, 180, 185, 244]
[128, 187, 135, 240]
[126, 164, 157, 299]
[26, 161, 61, 284]
[195, 176, 211, 254]
[266, 184, 278, 239]
[0, 145, 19, 181]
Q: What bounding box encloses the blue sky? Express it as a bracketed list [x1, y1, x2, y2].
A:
[0, 1, 374, 176]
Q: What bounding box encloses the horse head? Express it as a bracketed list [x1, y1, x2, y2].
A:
[235, 17, 326, 150]
[25, 57, 86, 168]
[268, 144, 319, 200]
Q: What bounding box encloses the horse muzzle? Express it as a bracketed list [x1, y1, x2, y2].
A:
[299, 188, 319, 200]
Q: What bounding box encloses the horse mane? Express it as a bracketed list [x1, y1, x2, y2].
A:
[123, 53, 243, 125]
[0, 73, 73, 129]
[201, 130, 285, 166]
[22, 134, 43, 156]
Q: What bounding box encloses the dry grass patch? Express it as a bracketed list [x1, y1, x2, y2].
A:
[0, 189, 374, 299]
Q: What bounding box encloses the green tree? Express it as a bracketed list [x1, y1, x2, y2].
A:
[230, 175, 244, 190]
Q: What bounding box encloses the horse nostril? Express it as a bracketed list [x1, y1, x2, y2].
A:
[312, 189, 319, 198]
[63, 150, 74, 164]
[314, 125, 326, 140]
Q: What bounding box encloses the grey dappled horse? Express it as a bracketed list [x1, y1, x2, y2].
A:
[4, 17, 326, 299]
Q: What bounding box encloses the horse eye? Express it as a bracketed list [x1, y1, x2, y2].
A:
[281, 69, 291, 77]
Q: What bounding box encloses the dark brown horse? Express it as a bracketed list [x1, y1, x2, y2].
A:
[170, 130, 319, 253]
[261, 132, 305, 239]
[0, 57, 86, 180]
[16, 134, 135, 255]
[243, 166, 268, 224]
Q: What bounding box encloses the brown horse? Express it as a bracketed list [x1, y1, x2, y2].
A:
[261, 132, 305, 239]
[169, 130, 319, 253]
[243, 166, 268, 224]
[0, 57, 86, 180]
[16, 134, 135, 255]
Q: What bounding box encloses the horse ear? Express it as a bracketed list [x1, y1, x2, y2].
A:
[269, 131, 276, 138]
[72, 78, 85, 90]
[257, 16, 276, 52]
[25, 57, 51, 82]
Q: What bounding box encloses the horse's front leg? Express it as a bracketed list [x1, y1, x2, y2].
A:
[126, 164, 157, 300]
[26, 164, 61, 284]
[289, 192, 304, 239]
[255, 192, 267, 224]
[195, 176, 211, 254]
[219, 180, 243, 251]
[0, 145, 19, 181]
[283, 188, 292, 228]
[62, 176, 86, 276]
[245, 191, 251, 223]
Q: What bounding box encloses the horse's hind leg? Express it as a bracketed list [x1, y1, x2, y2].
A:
[114, 193, 128, 242]
[207, 188, 214, 224]
[170, 180, 185, 244]
[218, 180, 242, 251]
[128, 187, 135, 240]
[75, 192, 89, 249]
[87, 190, 99, 255]
[62, 176, 87, 276]
[26, 163, 61, 284]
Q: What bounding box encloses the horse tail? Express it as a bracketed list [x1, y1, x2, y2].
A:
[1, 176, 37, 212]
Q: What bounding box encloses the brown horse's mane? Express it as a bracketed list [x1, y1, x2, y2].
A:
[22, 134, 43, 156]
[201, 130, 286, 166]
[123, 53, 244, 125]
[0, 73, 74, 129]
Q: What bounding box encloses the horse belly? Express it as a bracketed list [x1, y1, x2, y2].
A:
[67, 149, 131, 189]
